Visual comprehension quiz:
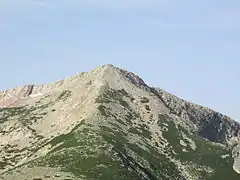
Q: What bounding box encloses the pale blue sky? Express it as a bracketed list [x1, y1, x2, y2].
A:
[0, 0, 239, 120]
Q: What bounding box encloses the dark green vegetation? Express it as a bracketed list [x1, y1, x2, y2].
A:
[26, 118, 183, 180]
[0, 106, 27, 123]
[95, 88, 131, 108]
[58, 90, 72, 101]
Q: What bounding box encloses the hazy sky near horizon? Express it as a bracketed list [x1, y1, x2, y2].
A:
[0, 0, 239, 120]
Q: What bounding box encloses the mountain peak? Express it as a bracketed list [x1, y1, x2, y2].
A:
[0, 64, 146, 108]
[0, 65, 240, 180]
[101, 63, 116, 68]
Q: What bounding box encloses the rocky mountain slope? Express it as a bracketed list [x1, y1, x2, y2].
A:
[0, 64, 240, 180]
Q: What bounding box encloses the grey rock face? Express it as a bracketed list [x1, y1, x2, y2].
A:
[154, 88, 240, 145]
